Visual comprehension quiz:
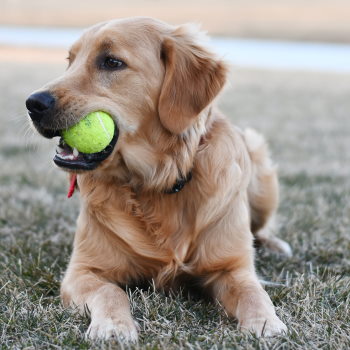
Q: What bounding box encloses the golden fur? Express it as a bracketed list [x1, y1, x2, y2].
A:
[30, 17, 292, 340]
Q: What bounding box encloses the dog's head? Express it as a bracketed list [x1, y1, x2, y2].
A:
[26, 18, 227, 190]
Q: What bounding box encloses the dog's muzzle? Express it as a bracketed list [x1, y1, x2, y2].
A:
[26, 91, 119, 171]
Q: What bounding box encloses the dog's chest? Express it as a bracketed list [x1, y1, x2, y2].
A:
[82, 180, 199, 284]
[128, 195, 197, 280]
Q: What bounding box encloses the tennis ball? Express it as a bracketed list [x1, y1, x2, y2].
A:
[62, 111, 115, 154]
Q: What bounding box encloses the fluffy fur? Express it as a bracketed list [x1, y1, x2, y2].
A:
[29, 17, 292, 341]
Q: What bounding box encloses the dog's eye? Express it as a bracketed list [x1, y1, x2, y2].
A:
[102, 57, 126, 70]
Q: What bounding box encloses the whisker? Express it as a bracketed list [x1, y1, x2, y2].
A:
[12, 112, 29, 124]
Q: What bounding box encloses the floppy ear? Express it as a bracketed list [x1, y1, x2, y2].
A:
[158, 27, 228, 134]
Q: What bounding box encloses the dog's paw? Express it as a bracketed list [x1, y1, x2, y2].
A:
[86, 316, 139, 342]
[239, 314, 287, 337]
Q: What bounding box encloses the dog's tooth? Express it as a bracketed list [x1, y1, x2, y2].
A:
[56, 146, 64, 154]
[73, 148, 79, 157]
[60, 154, 75, 160]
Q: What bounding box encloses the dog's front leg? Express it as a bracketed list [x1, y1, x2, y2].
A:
[211, 262, 287, 336]
[196, 195, 287, 336]
[61, 268, 138, 341]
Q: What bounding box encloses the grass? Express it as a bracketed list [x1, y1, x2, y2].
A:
[0, 62, 349, 349]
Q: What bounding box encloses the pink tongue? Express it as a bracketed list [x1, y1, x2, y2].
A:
[67, 174, 77, 198]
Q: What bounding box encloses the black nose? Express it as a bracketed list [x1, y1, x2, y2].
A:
[26, 91, 55, 122]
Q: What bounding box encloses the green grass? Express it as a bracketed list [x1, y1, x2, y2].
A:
[1, 63, 349, 349]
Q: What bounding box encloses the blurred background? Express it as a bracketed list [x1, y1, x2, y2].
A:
[1, 0, 350, 67]
[1, 0, 349, 164]
[2, 0, 350, 40]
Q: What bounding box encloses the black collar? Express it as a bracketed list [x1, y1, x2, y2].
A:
[164, 172, 192, 194]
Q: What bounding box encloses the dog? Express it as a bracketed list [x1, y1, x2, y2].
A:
[26, 17, 292, 341]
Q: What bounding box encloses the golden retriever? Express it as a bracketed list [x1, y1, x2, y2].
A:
[26, 17, 292, 341]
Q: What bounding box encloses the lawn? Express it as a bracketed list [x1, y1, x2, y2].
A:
[0, 61, 349, 349]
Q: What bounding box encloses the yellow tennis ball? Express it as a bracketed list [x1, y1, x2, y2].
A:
[62, 111, 115, 154]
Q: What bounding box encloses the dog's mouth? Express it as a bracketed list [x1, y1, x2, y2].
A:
[53, 128, 119, 171]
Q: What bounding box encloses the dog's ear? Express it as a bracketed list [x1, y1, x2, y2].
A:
[158, 27, 228, 134]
